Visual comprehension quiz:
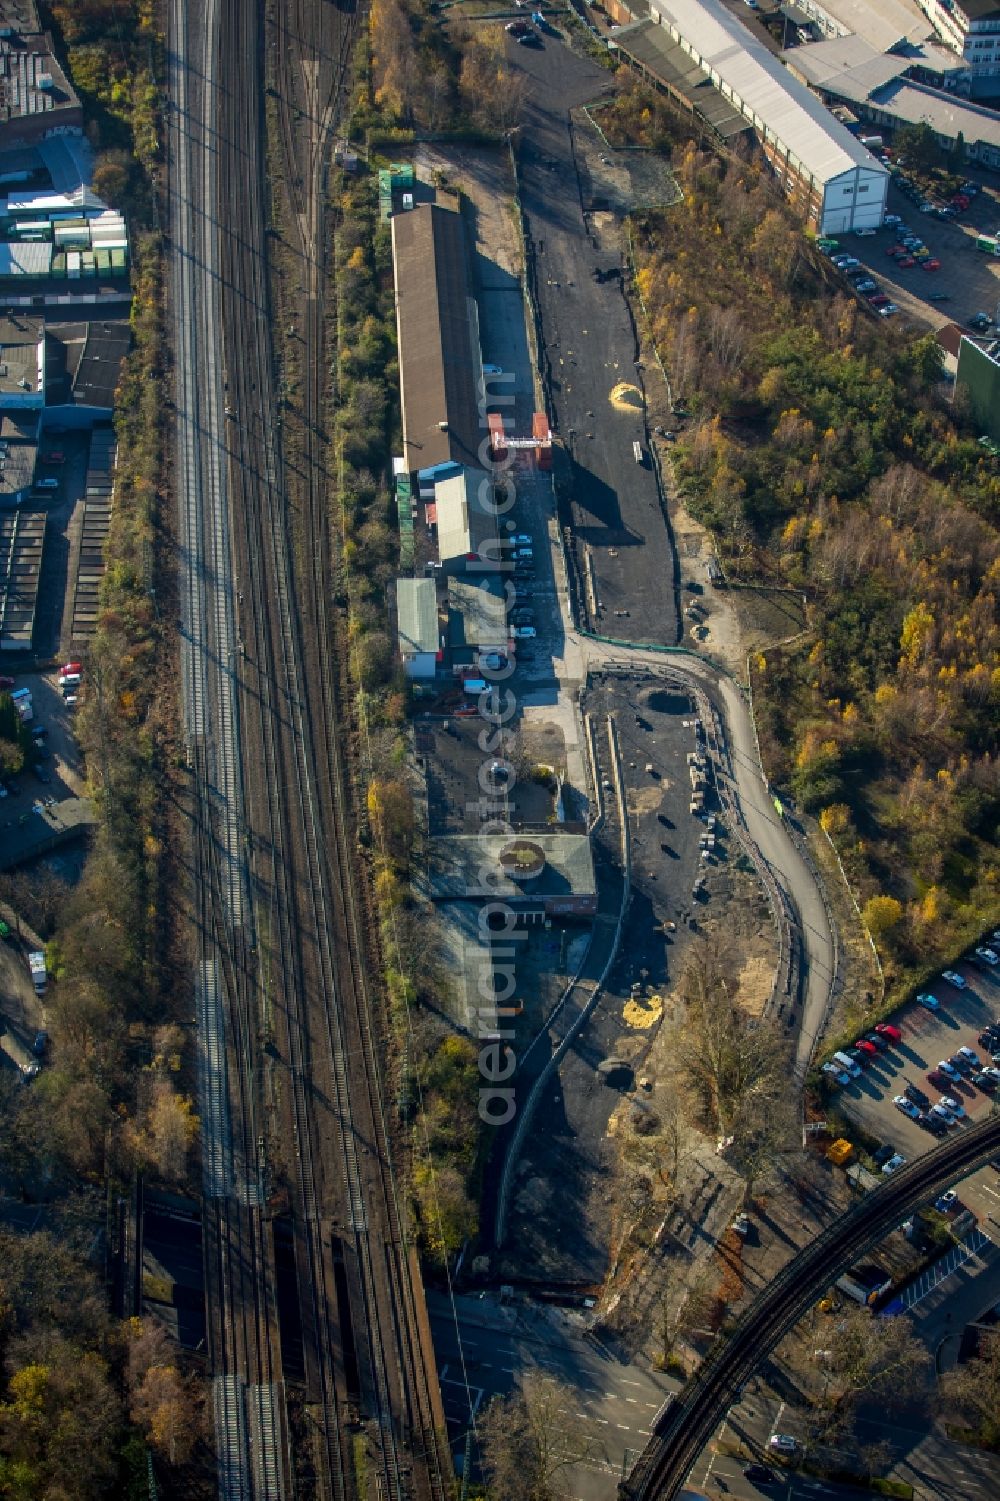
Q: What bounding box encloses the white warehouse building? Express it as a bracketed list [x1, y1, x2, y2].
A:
[648, 0, 890, 233]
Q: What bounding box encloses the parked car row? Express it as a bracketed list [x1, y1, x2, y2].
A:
[890, 166, 981, 221]
[823, 956, 998, 1094]
[824, 247, 899, 318]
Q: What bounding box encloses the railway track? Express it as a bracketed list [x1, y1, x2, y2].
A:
[169, 0, 288, 1493]
[268, 1, 450, 1493]
[620, 1113, 1000, 1500]
[180, 0, 452, 1493]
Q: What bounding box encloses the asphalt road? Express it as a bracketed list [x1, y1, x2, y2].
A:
[510, 32, 683, 644]
[429, 1290, 675, 1500]
[505, 31, 835, 1073]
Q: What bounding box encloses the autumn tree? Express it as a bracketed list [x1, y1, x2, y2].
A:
[0, 692, 32, 776]
[479, 1372, 606, 1500]
[0, 1347, 121, 1499]
[0, 1232, 123, 1498]
[125, 1079, 199, 1182]
[127, 1318, 203, 1467]
[367, 775, 416, 866]
[862, 895, 903, 942]
[91, 148, 133, 206]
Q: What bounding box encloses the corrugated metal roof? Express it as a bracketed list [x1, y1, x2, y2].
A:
[435, 469, 498, 564]
[808, 0, 932, 51]
[391, 203, 485, 475]
[785, 34, 967, 91]
[446, 576, 506, 650]
[651, 0, 891, 183]
[396, 577, 438, 655]
[869, 77, 1000, 148]
[0, 240, 49, 275]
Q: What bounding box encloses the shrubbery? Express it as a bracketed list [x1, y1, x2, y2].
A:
[634, 144, 999, 988]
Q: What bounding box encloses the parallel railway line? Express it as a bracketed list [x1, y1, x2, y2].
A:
[169, 0, 288, 1491]
[174, 0, 452, 1492]
[270, 1, 449, 1492]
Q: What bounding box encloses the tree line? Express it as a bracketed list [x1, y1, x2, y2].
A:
[633, 143, 998, 995]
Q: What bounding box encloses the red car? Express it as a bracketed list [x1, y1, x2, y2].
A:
[60, 660, 82, 676]
[897, 256, 915, 267]
[870, 294, 890, 307]
[42, 450, 65, 464]
[855, 1039, 879, 1057]
[927, 1069, 946, 1088]
[921, 258, 941, 271]
[876, 1023, 902, 1043]
[887, 246, 906, 257]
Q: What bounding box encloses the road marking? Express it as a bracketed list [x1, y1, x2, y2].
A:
[616, 1424, 631, 1431]
[625, 1397, 638, 1404]
[900, 1228, 993, 1308]
[622, 1379, 643, 1387]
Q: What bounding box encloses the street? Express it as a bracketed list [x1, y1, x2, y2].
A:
[429, 1290, 675, 1499]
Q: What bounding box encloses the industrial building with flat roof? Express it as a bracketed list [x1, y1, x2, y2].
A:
[638, 0, 889, 231]
[447, 576, 507, 652]
[434, 467, 499, 563]
[786, 36, 1000, 164]
[0, 411, 35, 504]
[788, 0, 941, 52]
[0, 312, 43, 406]
[912, 0, 1000, 95]
[426, 833, 597, 918]
[395, 577, 439, 678]
[0, 506, 43, 649]
[45, 320, 131, 421]
[0, 0, 82, 145]
[391, 202, 486, 478]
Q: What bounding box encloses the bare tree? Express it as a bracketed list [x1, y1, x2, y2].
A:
[940, 1330, 1000, 1445]
[672, 940, 787, 1141]
[820, 1305, 931, 1417]
[479, 1372, 606, 1500]
[656, 1262, 718, 1369]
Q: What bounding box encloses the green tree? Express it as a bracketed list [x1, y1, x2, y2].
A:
[0, 692, 33, 776]
[895, 122, 941, 173]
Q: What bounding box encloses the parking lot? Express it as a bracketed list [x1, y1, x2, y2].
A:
[828, 178, 1000, 333]
[838, 956, 1000, 1227]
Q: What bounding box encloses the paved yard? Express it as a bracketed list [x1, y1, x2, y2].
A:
[839, 957, 1000, 1227]
[832, 179, 1000, 333]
